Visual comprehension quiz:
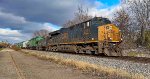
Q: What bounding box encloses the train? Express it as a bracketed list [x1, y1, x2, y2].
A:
[16, 17, 122, 56]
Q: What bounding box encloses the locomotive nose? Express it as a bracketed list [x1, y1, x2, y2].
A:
[98, 24, 122, 42]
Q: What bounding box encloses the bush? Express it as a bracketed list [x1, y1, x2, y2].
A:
[11, 45, 21, 51]
[145, 31, 150, 49]
[0, 48, 3, 51]
[0, 42, 9, 48]
[135, 30, 150, 49]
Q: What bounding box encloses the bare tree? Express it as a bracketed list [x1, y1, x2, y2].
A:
[112, 0, 150, 48]
[112, 7, 138, 49]
[74, 5, 92, 23]
[124, 0, 150, 46]
[113, 8, 131, 36]
[63, 5, 92, 28]
[33, 29, 49, 38]
[0, 41, 9, 48]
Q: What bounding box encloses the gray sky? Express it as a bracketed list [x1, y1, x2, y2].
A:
[0, 0, 120, 43]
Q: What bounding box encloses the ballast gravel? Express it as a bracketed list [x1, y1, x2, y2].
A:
[23, 50, 150, 78]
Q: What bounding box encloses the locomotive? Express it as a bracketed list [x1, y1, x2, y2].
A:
[17, 17, 122, 56]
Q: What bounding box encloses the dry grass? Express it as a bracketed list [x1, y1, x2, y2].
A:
[20, 51, 146, 79]
[0, 48, 3, 51]
[11, 45, 21, 51]
[128, 52, 138, 56]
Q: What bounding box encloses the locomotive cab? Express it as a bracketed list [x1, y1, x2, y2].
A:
[98, 24, 122, 56]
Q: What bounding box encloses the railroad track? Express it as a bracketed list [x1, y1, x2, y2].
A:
[77, 54, 150, 64]
[9, 52, 26, 79]
[23, 49, 150, 64]
[105, 56, 150, 64]
[41, 50, 150, 64]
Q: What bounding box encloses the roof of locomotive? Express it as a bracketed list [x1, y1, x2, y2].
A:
[49, 17, 109, 36]
[68, 17, 106, 28]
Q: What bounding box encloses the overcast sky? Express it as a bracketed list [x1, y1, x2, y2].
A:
[0, 0, 120, 43]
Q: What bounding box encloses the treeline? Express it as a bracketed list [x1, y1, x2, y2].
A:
[113, 0, 150, 49]
[33, 0, 149, 50]
[0, 42, 10, 48]
[63, 0, 150, 50]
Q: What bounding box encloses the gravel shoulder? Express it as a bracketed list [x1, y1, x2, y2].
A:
[0, 49, 100, 79]
[22, 49, 150, 78]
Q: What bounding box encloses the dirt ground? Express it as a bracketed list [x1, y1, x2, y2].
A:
[0, 49, 100, 79]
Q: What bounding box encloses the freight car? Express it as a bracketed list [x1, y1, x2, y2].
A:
[37, 37, 49, 50]
[44, 17, 122, 56]
[27, 36, 44, 50]
[15, 41, 27, 48]
[20, 41, 29, 48]
[16, 42, 23, 48]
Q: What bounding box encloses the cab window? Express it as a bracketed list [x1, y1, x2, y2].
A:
[87, 22, 90, 27]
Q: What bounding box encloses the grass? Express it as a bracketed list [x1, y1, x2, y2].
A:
[145, 31, 150, 49]
[127, 52, 150, 58]
[0, 48, 3, 51]
[11, 45, 21, 51]
[20, 50, 146, 79]
[128, 52, 138, 56]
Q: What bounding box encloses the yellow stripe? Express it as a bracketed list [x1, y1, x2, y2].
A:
[48, 40, 120, 46]
[49, 40, 98, 45]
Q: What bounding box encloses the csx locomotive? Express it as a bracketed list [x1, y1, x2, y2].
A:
[16, 17, 122, 56]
